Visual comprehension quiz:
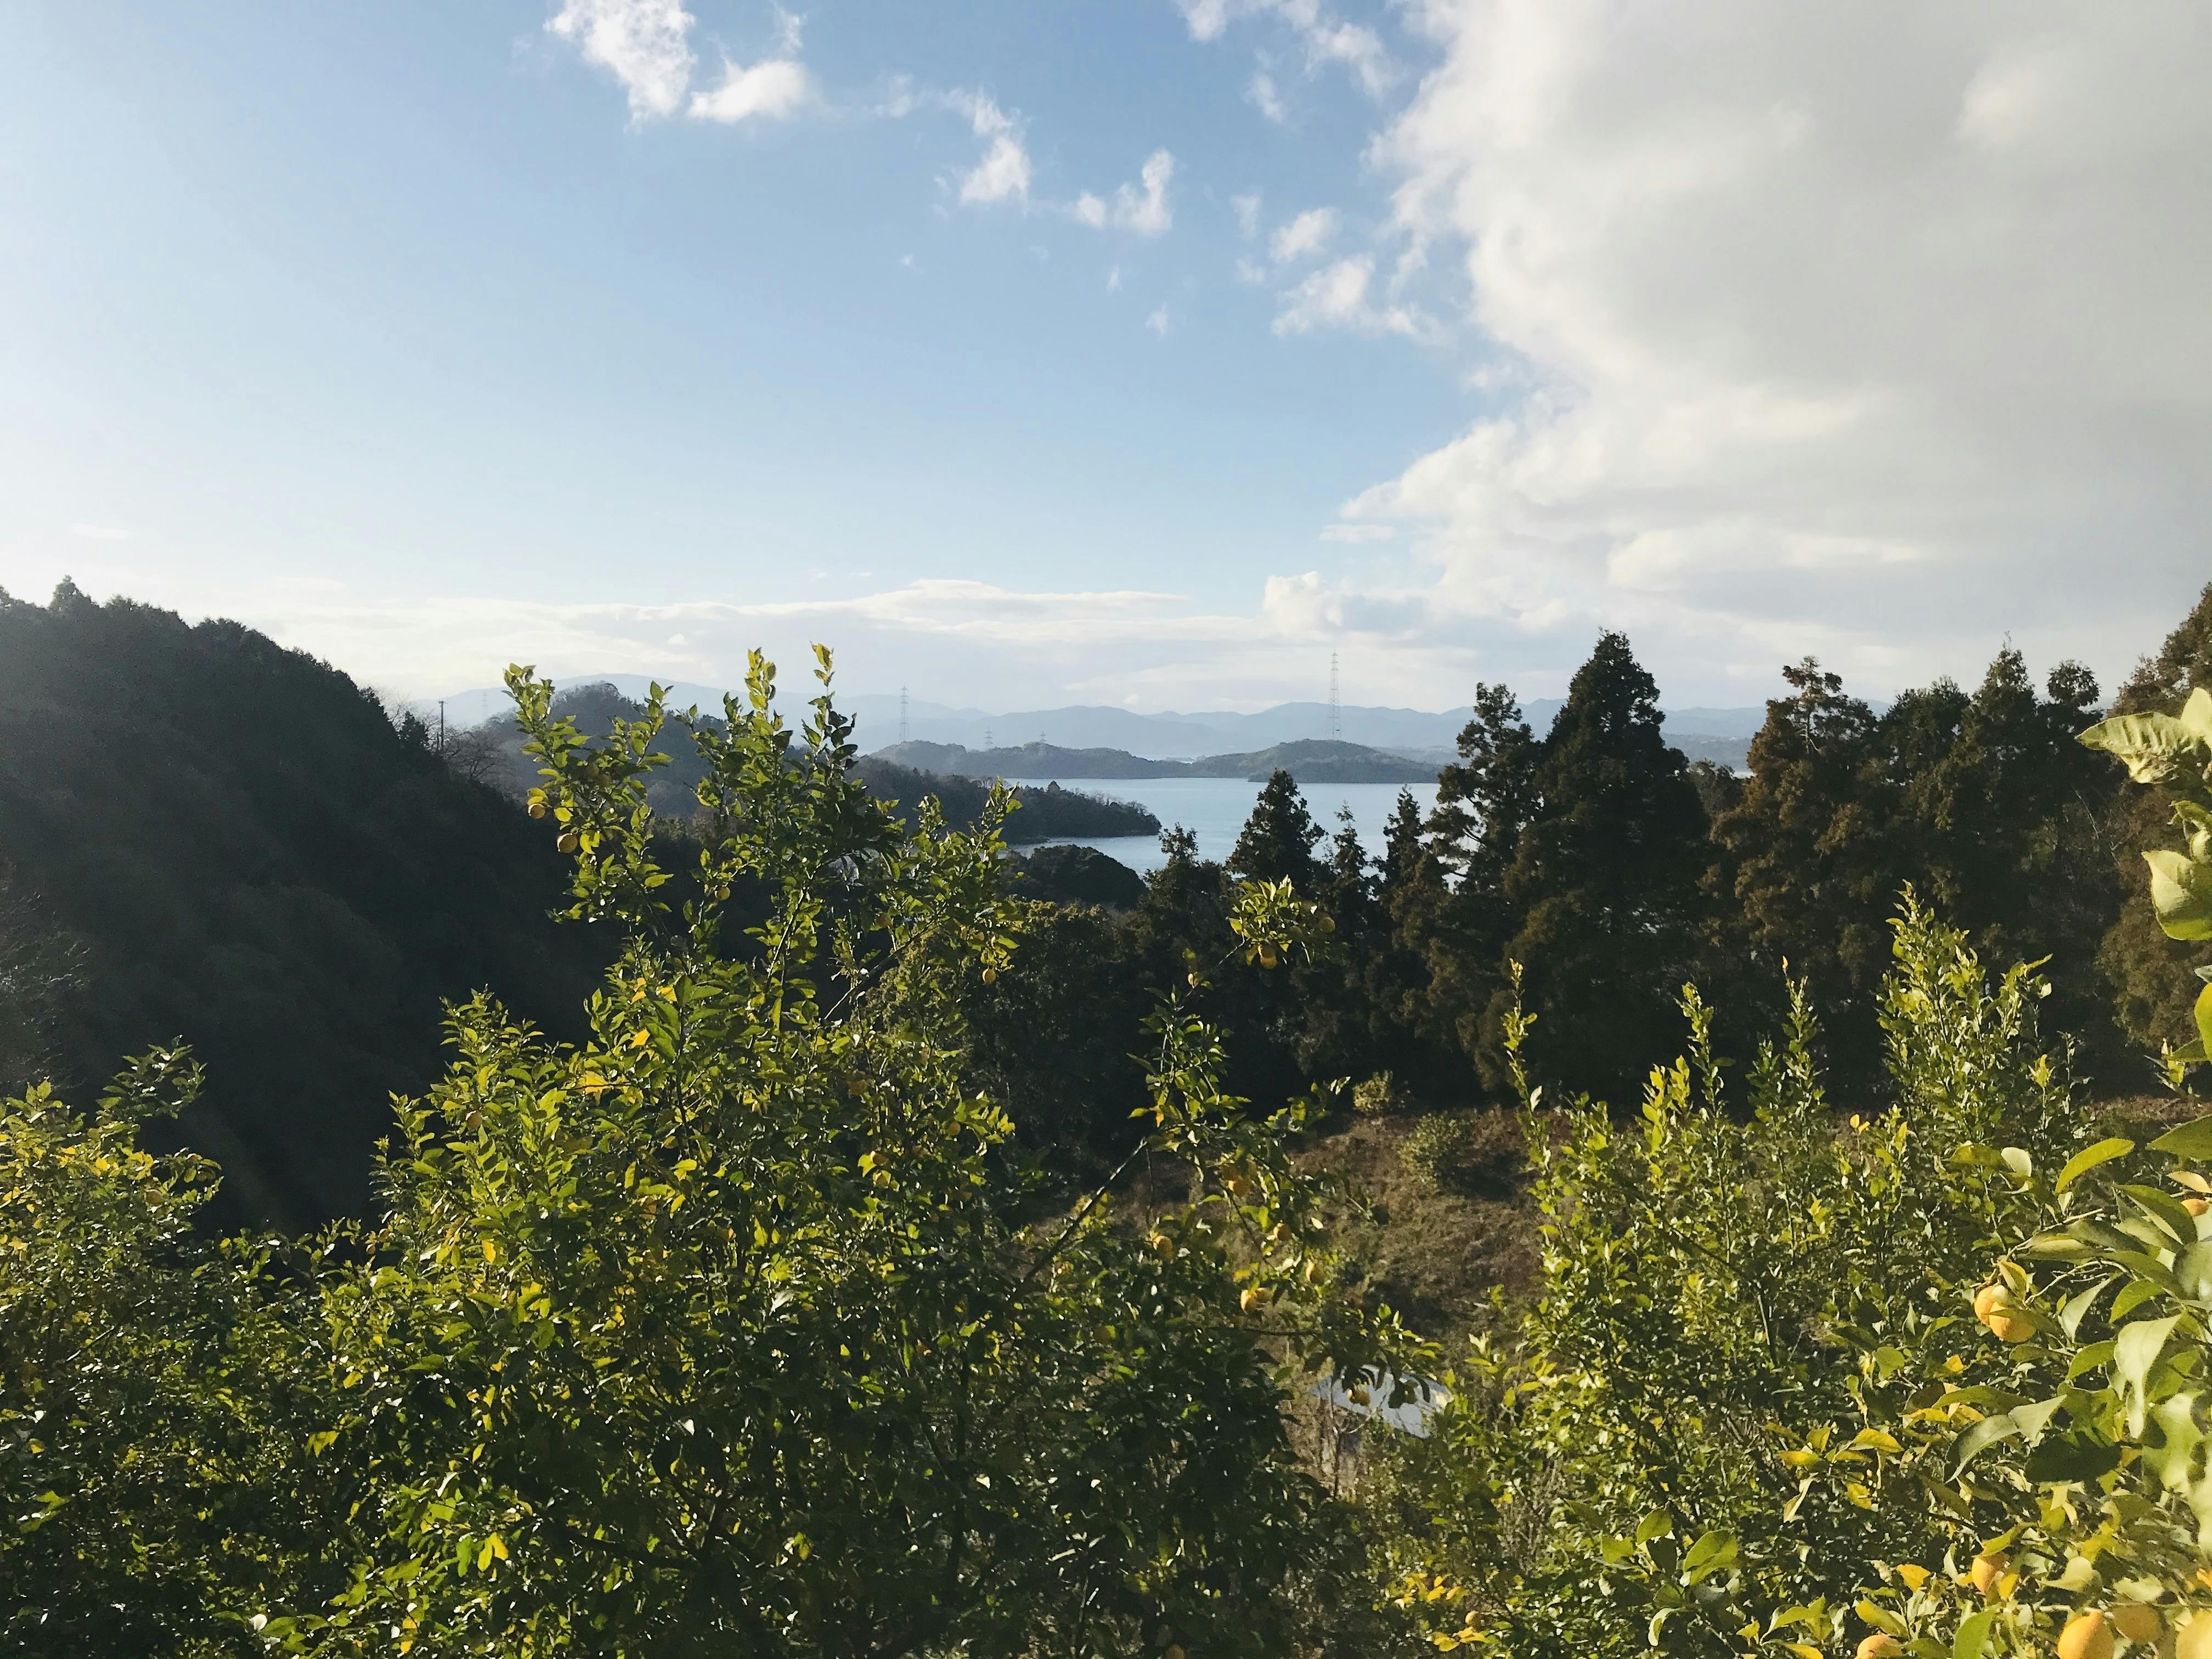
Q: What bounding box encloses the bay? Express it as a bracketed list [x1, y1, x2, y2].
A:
[1004, 776, 1441, 875]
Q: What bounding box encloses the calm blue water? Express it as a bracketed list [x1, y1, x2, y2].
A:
[1006, 777, 1441, 874]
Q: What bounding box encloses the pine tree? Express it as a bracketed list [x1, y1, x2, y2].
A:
[1486, 633, 1710, 1098]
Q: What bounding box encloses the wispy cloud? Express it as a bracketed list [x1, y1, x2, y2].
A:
[1175, 0, 1398, 100]
[548, 0, 808, 125]
[946, 91, 1032, 205]
[1247, 68, 1286, 122]
[1146, 304, 1171, 336]
[546, 0, 697, 121]
[1268, 206, 1336, 263]
[689, 55, 810, 122]
[1274, 256, 1426, 338]
[1072, 150, 1176, 235]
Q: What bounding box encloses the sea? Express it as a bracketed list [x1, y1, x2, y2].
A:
[1005, 776, 1442, 875]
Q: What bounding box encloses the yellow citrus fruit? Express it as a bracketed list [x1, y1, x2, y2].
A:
[2187, 1197, 2209, 1216]
[2059, 1610, 2114, 1659]
[1968, 1552, 2008, 1598]
[980, 967, 997, 984]
[1239, 1285, 1272, 1312]
[2177, 1610, 2212, 1659]
[1973, 1282, 2034, 1342]
[528, 799, 547, 819]
[1857, 1633, 1903, 1659]
[556, 830, 580, 853]
[2109, 1603, 2161, 1644]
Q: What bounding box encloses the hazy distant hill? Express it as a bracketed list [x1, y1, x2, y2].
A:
[874, 737, 1438, 785]
[438, 675, 1768, 766]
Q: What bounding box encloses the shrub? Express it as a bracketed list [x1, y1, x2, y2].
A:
[1355, 1070, 1406, 1116]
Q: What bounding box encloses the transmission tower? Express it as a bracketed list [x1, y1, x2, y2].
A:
[1328, 652, 1341, 742]
[899, 685, 909, 745]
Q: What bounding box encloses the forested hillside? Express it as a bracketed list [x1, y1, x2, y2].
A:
[0, 585, 610, 1226]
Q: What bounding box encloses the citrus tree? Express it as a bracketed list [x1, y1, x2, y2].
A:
[0, 1050, 338, 1656]
[1363, 899, 2086, 1658]
[285, 653, 1427, 1657]
[1712, 688, 2212, 1659]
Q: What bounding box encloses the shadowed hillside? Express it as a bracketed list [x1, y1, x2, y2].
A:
[0, 584, 611, 1227]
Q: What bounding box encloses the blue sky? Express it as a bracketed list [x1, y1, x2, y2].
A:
[4, 2, 2209, 714]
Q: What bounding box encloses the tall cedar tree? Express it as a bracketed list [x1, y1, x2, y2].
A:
[1714, 648, 2117, 1090]
[1391, 686, 1541, 1093]
[1228, 769, 1327, 890]
[1483, 633, 1709, 1098]
[1711, 660, 1898, 1076]
[1894, 647, 2114, 1062]
[2100, 580, 2212, 1049]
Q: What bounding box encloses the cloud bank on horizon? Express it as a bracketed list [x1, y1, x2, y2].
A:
[4, 1, 2208, 714]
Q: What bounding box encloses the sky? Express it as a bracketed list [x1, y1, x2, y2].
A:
[3, 1, 2208, 715]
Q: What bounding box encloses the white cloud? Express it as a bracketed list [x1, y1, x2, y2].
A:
[1269, 206, 1337, 262]
[547, 0, 696, 120]
[948, 91, 1032, 206]
[1147, 305, 1172, 336]
[69, 523, 133, 541]
[1335, 1, 2212, 692]
[548, 0, 812, 127]
[689, 55, 811, 122]
[1273, 256, 1425, 337]
[1074, 150, 1177, 235]
[1247, 69, 1286, 122]
[1107, 264, 1123, 292]
[1175, 0, 1398, 99]
[1232, 191, 1263, 239]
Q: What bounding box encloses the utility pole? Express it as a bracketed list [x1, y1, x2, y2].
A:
[1328, 653, 1340, 743]
[438, 699, 447, 757]
[899, 685, 908, 746]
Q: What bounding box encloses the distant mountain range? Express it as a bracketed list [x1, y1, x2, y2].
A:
[435, 674, 1767, 769]
[874, 738, 1444, 785]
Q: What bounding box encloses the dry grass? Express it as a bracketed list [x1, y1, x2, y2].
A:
[1299, 1107, 1541, 1345]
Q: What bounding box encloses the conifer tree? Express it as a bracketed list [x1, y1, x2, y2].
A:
[1485, 633, 1709, 1097]
[1711, 659, 1897, 1073]
[1228, 769, 1325, 891]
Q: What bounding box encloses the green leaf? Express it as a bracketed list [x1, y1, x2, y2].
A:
[1635, 1508, 1674, 1546]
[2152, 1114, 2212, 1160]
[2056, 1138, 2135, 1194]
[2180, 1240, 2212, 1301]
[1951, 1412, 2019, 1475]
[2060, 1276, 2118, 1338]
[1681, 1529, 1738, 1583]
[2115, 1314, 2182, 1436]
[2081, 710, 2205, 783]
[2147, 850, 2212, 941]
[2123, 1183, 2200, 1245]
[1954, 1609, 1997, 1659]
